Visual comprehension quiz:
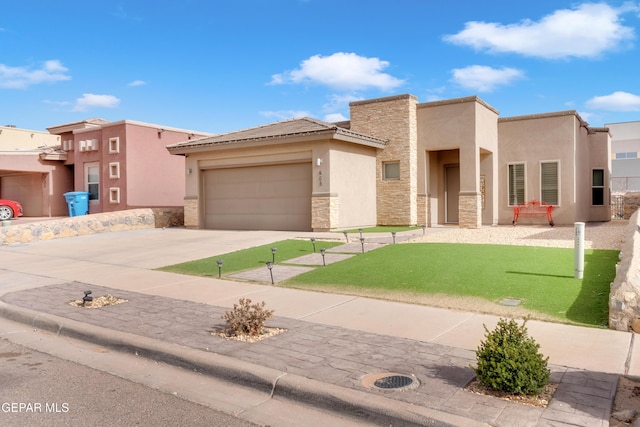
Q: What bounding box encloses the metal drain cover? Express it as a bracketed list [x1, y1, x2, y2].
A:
[374, 375, 414, 389]
[362, 372, 419, 391]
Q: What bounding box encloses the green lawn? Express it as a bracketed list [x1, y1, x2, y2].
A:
[158, 240, 618, 328]
[157, 239, 344, 277]
[284, 243, 618, 327]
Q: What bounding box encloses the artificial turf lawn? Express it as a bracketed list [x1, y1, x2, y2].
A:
[283, 243, 619, 327]
[157, 239, 344, 277]
[158, 240, 618, 327]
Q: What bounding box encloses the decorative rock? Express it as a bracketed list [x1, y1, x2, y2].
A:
[0, 208, 183, 246]
[612, 408, 638, 423]
[632, 318, 640, 334]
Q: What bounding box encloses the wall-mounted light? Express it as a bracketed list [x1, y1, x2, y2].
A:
[316, 158, 323, 166]
[186, 168, 192, 175]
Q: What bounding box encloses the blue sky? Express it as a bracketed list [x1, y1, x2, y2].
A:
[2, 1, 640, 134]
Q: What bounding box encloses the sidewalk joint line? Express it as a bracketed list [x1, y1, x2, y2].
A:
[625, 331, 635, 376]
[297, 296, 359, 320]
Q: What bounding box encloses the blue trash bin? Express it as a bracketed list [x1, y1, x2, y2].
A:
[63, 192, 90, 217]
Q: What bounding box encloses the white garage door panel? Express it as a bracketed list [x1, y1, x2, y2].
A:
[204, 163, 312, 231]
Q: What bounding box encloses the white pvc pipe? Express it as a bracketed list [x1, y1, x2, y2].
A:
[574, 222, 585, 279]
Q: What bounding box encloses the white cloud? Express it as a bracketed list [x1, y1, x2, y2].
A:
[443, 3, 638, 59]
[451, 65, 524, 92]
[259, 110, 311, 120]
[585, 91, 640, 111]
[0, 59, 71, 89]
[128, 80, 147, 87]
[322, 94, 362, 113]
[73, 93, 121, 111]
[324, 113, 348, 122]
[270, 52, 404, 91]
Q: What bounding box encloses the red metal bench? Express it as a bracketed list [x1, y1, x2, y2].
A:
[512, 200, 554, 227]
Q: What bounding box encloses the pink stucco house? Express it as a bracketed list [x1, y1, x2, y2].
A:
[45, 119, 210, 215]
[0, 120, 209, 218]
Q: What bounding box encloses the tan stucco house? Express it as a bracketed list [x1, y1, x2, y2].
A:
[168, 94, 612, 231]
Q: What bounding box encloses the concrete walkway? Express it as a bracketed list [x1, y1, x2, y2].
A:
[0, 227, 635, 426]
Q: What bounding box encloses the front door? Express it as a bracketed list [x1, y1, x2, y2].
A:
[445, 164, 459, 224]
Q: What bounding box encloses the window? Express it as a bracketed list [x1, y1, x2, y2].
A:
[592, 169, 605, 206]
[615, 152, 638, 159]
[109, 187, 120, 204]
[109, 137, 119, 154]
[383, 161, 400, 180]
[540, 161, 559, 205]
[109, 162, 120, 179]
[508, 163, 525, 206]
[85, 163, 99, 201]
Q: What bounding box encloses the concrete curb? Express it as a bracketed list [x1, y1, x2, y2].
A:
[0, 301, 488, 427]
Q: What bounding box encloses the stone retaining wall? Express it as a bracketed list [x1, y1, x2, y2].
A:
[0, 208, 184, 245]
[609, 210, 640, 331]
[624, 192, 640, 219]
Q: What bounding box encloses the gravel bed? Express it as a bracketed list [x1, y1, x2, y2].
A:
[414, 220, 628, 250]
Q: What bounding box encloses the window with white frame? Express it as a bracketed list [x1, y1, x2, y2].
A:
[85, 162, 99, 201]
[109, 137, 120, 154]
[109, 162, 120, 179]
[109, 187, 120, 204]
[540, 161, 559, 205]
[592, 169, 605, 206]
[383, 161, 400, 180]
[508, 163, 525, 206]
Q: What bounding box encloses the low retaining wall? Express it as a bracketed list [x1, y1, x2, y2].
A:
[0, 208, 184, 245]
[610, 210, 640, 331]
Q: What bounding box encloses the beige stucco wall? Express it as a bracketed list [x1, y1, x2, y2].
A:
[417, 97, 499, 227]
[581, 128, 611, 222]
[0, 126, 60, 150]
[328, 142, 377, 229]
[350, 95, 418, 226]
[498, 113, 579, 225]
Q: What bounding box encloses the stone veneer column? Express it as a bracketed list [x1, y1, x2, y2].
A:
[312, 194, 339, 231]
[350, 94, 418, 226]
[458, 192, 481, 229]
[183, 197, 199, 228]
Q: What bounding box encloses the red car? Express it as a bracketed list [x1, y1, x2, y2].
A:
[0, 199, 23, 220]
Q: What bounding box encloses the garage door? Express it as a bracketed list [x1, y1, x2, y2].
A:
[204, 163, 312, 231]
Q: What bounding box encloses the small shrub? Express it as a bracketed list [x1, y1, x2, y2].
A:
[475, 318, 550, 396]
[223, 298, 274, 337]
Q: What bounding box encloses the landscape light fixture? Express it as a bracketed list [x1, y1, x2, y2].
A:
[360, 237, 365, 253]
[271, 247, 277, 263]
[310, 237, 316, 252]
[216, 259, 223, 278]
[342, 230, 349, 243]
[320, 248, 326, 266]
[358, 228, 363, 239]
[266, 261, 274, 284]
[421, 224, 427, 235]
[82, 290, 93, 306]
[391, 231, 396, 244]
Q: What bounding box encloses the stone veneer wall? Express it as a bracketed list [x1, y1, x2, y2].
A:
[624, 192, 640, 219]
[311, 195, 339, 231]
[459, 192, 482, 229]
[609, 210, 640, 331]
[0, 208, 184, 245]
[183, 197, 199, 228]
[350, 95, 418, 226]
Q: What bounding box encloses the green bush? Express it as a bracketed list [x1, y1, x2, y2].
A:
[222, 298, 274, 337]
[475, 318, 550, 395]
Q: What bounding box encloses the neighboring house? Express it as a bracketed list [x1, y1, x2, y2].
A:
[168, 94, 611, 231]
[605, 121, 640, 192]
[0, 125, 71, 217]
[45, 119, 210, 215]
